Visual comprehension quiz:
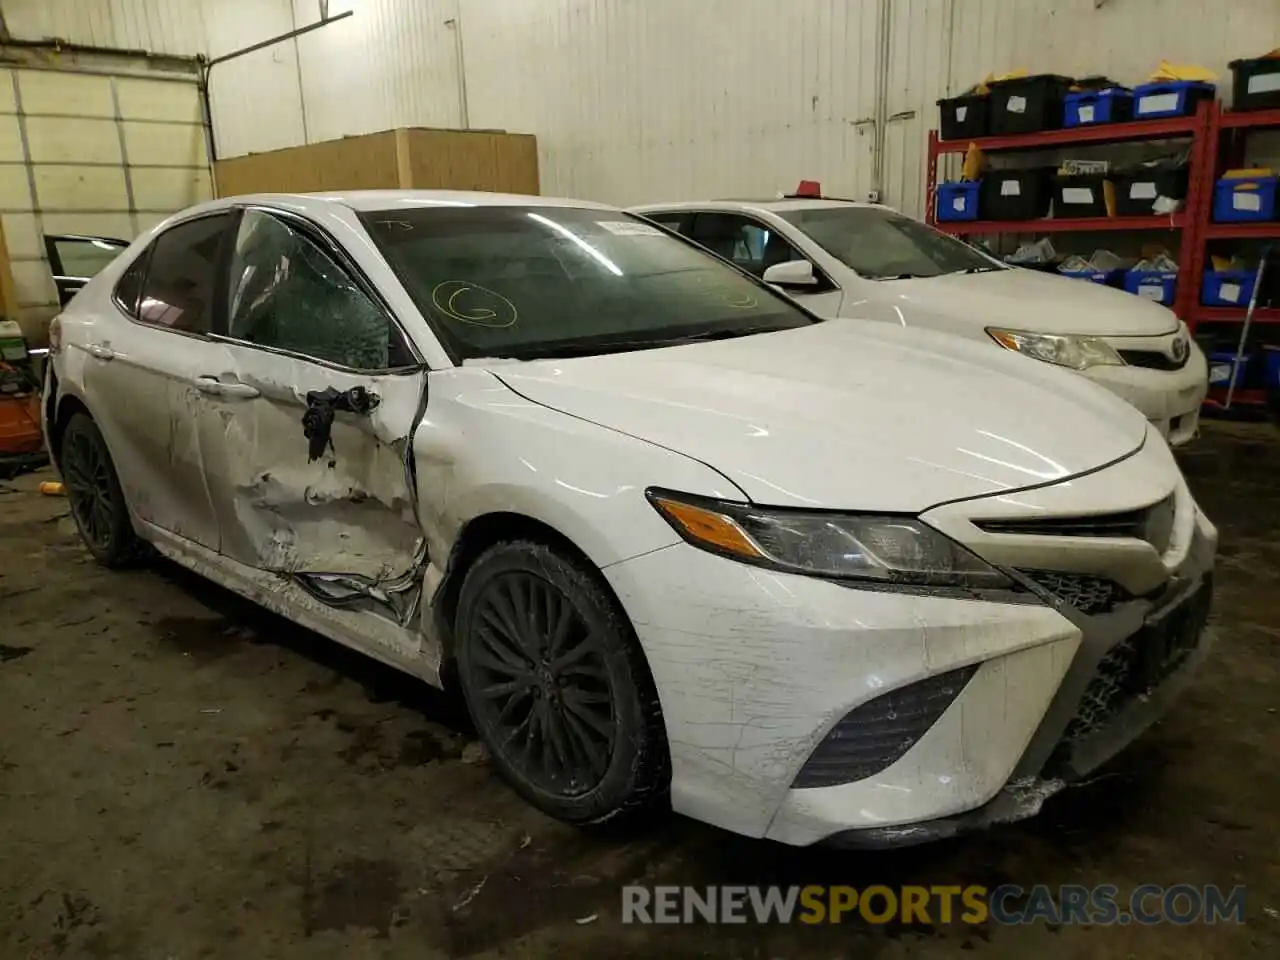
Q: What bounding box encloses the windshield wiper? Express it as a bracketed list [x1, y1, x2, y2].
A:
[960, 265, 1003, 274]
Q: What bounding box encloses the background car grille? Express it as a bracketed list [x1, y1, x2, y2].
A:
[1117, 348, 1189, 371]
[1020, 570, 1132, 615]
[1056, 578, 1213, 749]
[792, 664, 978, 789]
[976, 494, 1177, 554]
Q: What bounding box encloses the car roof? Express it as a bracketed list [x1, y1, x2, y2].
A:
[177, 189, 619, 219]
[631, 197, 888, 215]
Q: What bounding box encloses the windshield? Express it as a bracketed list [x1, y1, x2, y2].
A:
[360, 206, 818, 362]
[778, 206, 1002, 280]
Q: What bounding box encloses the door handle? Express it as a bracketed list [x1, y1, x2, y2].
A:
[218, 382, 260, 399]
[86, 344, 116, 360]
[193, 376, 260, 400]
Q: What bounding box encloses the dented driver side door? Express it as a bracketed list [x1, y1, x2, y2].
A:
[195, 207, 428, 625]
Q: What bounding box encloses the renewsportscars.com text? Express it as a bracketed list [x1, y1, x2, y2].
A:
[621, 884, 1246, 926]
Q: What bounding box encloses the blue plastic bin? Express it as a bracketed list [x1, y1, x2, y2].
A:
[1212, 176, 1279, 223]
[1209, 351, 1250, 388]
[1203, 269, 1259, 306]
[1132, 80, 1216, 119]
[1063, 88, 1134, 126]
[1124, 269, 1177, 305]
[936, 181, 981, 221]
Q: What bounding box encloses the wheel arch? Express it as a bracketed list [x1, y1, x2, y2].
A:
[48, 391, 95, 470]
[433, 510, 626, 662]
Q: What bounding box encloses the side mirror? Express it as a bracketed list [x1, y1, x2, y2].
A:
[762, 259, 818, 288]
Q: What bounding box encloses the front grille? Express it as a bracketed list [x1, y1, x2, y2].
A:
[979, 511, 1146, 539]
[1118, 348, 1189, 371]
[793, 664, 978, 789]
[1058, 579, 1212, 746]
[976, 494, 1176, 554]
[1021, 569, 1131, 615]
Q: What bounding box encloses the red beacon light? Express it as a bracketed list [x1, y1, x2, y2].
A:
[793, 179, 822, 198]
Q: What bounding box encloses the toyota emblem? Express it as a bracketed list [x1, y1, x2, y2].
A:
[1172, 337, 1189, 363]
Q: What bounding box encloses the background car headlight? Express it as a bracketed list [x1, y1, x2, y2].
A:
[987, 328, 1123, 370]
[646, 489, 1011, 588]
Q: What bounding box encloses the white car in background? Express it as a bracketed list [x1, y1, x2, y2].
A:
[45, 191, 1215, 847]
[632, 197, 1208, 446]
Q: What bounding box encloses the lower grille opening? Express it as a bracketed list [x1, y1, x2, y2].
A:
[1054, 578, 1212, 756]
[1021, 569, 1132, 616]
[793, 664, 978, 789]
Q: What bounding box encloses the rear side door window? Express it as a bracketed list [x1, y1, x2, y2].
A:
[136, 214, 233, 334]
[225, 209, 413, 371]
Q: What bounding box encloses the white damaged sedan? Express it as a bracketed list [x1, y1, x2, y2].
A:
[44, 191, 1216, 847]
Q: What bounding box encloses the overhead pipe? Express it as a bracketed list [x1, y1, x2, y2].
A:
[200, 10, 354, 160]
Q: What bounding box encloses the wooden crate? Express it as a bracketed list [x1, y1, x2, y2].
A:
[213, 127, 539, 197]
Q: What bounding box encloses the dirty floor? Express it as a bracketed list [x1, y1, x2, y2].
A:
[1, 423, 1277, 959]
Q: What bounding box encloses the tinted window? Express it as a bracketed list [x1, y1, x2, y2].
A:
[778, 206, 1001, 279]
[50, 236, 128, 279]
[361, 206, 818, 362]
[689, 213, 806, 277]
[138, 214, 230, 333]
[112, 247, 150, 318]
[227, 210, 409, 371]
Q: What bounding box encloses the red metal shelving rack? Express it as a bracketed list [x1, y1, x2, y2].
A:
[1193, 106, 1280, 411]
[924, 101, 1216, 323]
[925, 100, 1280, 336]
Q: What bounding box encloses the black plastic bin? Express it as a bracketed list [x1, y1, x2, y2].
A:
[937, 92, 989, 140]
[1052, 173, 1110, 218]
[987, 75, 1075, 135]
[1230, 57, 1280, 112]
[1110, 165, 1188, 216]
[1261, 253, 1280, 309]
[979, 169, 1053, 220]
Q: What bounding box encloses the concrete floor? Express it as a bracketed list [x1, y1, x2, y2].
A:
[1, 423, 1277, 959]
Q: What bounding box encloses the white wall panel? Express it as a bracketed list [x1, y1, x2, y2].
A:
[291, 0, 461, 144]
[4, 0, 1279, 217]
[464, 0, 882, 205]
[0, 0, 206, 55]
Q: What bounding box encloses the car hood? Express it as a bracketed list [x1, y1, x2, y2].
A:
[491, 322, 1150, 512]
[874, 267, 1180, 337]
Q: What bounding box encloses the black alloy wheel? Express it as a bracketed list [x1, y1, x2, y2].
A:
[59, 413, 141, 567]
[455, 541, 669, 824]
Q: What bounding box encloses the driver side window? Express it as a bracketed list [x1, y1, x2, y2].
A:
[226, 210, 412, 371]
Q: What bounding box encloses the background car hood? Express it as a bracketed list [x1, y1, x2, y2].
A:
[492, 322, 1149, 512]
[876, 267, 1180, 337]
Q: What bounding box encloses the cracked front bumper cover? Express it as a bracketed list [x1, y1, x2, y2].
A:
[826, 523, 1216, 850]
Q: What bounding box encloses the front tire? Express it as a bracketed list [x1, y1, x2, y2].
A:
[454, 540, 669, 825]
[59, 412, 142, 567]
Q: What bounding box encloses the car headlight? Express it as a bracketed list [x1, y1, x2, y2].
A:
[987, 328, 1123, 370]
[646, 489, 1011, 588]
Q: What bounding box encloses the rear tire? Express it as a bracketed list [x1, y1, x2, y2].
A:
[59, 412, 143, 568]
[454, 540, 669, 825]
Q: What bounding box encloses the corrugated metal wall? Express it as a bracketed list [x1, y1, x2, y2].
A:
[4, 0, 1279, 215]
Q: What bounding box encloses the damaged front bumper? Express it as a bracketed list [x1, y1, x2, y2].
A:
[823, 519, 1217, 850]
